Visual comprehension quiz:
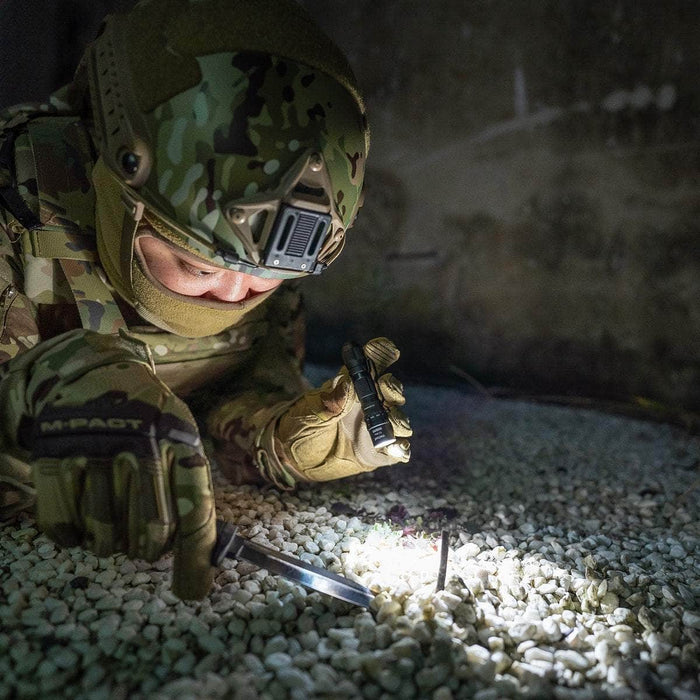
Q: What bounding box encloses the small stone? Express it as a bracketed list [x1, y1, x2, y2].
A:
[277, 667, 314, 691]
[492, 650, 511, 674]
[49, 604, 69, 625]
[376, 668, 401, 692]
[94, 569, 116, 587]
[95, 595, 121, 611]
[668, 545, 686, 559]
[143, 624, 160, 642]
[264, 652, 293, 671]
[432, 686, 454, 700]
[81, 663, 106, 690]
[50, 647, 79, 670]
[599, 592, 619, 613]
[638, 606, 660, 631]
[36, 659, 57, 678]
[466, 644, 491, 664]
[36, 543, 55, 559]
[119, 560, 138, 575]
[609, 607, 636, 626]
[160, 589, 179, 605]
[98, 636, 118, 656]
[292, 650, 318, 669]
[523, 647, 554, 664]
[508, 622, 538, 643]
[173, 652, 196, 674]
[554, 649, 591, 671]
[115, 625, 138, 642]
[415, 663, 450, 690]
[487, 636, 505, 651]
[162, 637, 187, 660]
[594, 640, 613, 666]
[541, 618, 562, 642]
[376, 599, 402, 623]
[458, 542, 480, 558]
[14, 650, 41, 675]
[389, 636, 419, 659]
[682, 610, 700, 630]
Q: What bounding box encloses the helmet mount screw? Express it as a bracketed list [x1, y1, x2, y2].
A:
[121, 151, 140, 176]
[230, 208, 247, 225]
[309, 153, 323, 172]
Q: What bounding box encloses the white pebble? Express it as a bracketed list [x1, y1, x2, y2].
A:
[555, 649, 591, 671]
[509, 622, 538, 643]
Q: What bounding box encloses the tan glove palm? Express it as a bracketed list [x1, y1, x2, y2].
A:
[274, 338, 412, 484]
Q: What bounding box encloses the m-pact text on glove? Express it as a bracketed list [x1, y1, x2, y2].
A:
[39, 417, 144, 432]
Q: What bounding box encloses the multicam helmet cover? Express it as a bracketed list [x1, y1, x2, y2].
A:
[86, 0, 369, 280]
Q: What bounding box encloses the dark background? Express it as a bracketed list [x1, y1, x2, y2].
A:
[2, 0, 699, 411]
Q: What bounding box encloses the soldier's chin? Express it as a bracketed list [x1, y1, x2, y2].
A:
[197, 287, 269, 304]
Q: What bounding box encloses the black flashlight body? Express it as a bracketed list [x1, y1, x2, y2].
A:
[341, 341, 396, 449]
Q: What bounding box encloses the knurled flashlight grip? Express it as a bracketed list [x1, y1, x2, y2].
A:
[341, 341, 396, 449]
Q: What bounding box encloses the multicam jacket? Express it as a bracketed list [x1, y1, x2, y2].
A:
[0, 97, 309, 519]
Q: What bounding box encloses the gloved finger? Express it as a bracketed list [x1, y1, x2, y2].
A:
[34, 456, 86, 548]
[382, 438, 411, 463]
[388, 405, 412, 438]
[112, 452, 175, 562]
[82, 457, 120, 557]
[377, 373, 405, 406]
[363, 337, 400, 376]
[324, 370, 359, 419]
[168, 442, 216, 600]
[292, 371, 355, 423]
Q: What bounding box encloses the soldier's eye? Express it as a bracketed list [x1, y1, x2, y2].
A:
[179, 260, 215, 278]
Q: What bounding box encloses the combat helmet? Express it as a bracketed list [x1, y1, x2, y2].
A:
[83, 0, 369, 335]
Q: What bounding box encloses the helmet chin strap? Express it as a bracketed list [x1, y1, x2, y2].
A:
[119, 185, 146, 292]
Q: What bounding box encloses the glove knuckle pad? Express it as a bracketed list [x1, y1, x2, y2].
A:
[363, 337, 399, 374]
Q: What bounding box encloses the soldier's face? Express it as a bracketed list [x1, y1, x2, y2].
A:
[136, 236, 283, 302]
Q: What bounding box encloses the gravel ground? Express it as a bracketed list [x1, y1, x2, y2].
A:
[1, 372, 699, 700]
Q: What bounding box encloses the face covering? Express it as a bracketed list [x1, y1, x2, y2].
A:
[93, 157, 274, 338]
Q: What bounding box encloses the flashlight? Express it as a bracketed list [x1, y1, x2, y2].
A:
[341, 341, 396, 449]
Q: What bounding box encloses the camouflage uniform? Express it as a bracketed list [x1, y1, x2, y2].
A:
[0, 0, 410, 600]
[0, 95, 308, 511]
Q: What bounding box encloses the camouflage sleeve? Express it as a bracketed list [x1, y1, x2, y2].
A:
[0, 93, 82, 516]
[0, 83, 81, 129]
[0, 245, 42, 365]
[0, 114, 43, 365]
[0, 197, 43, 517]
[204, 281, 312, 487]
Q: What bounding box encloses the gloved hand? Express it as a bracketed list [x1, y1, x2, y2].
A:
[256, 337, 412, 487]
[24, 330, 216, 600]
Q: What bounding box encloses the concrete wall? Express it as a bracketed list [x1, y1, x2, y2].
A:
[1, 0, 699, 409]
[300, 0, 700, 410]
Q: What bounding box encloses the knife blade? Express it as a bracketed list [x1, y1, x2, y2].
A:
[212, 520, 373, 608]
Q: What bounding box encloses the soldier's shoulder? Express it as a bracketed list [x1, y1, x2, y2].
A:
[1, 83, 84, 133]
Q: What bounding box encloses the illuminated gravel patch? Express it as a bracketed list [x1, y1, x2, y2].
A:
[0, 381, 698, 699]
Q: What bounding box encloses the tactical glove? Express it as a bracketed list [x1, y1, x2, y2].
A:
[21, 330, 216, 600]
[210, 338, 411, 489]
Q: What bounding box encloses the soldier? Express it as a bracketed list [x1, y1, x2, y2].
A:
[0, 0, 411, 599]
